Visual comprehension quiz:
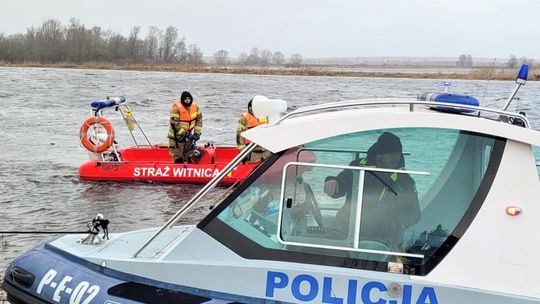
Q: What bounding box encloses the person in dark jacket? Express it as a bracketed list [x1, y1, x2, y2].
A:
[324, 132, 420, 250]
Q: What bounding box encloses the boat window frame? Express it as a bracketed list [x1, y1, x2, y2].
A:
[276, 161, 429, 259]
[199, 132, 506, 276]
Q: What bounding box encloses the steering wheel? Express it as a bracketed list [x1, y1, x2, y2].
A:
[303, 182, 324, 227]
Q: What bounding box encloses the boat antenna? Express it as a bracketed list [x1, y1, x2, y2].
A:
[502, 64, 529, 111]
[480, 58, 497, 107]
[442, 81, 451, 93]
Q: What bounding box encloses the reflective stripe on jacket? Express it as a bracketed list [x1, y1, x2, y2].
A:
[175, 101, 200, 131]
[168, 101, 202, 140]
[236, 112, 267, 145]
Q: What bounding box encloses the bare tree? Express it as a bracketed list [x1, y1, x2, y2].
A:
[175, 38, 187, 63]
[107, 33, 126, 61]
[24, 26, 39, 61]
[186, 44, 203, 65]
[507, 55, 518, 69]
[90, 26, 111, 61]
[456, 54, 473, 67]
[162, 26, 178, 63]
[144, 26, 161, 62]
[237, 53, 248, 65]
[456, 54, 466, 66]
[259, 49, 272, 66]
[272, 51, 285, 65]
[466, 55, 473, 67]
[0, 33, 5, 59]
[290, 53, 303, 66]
[214, 49, 229, 65]
[127, 26, 142, 63]
[247, 47, 259, 65]
[6, 33, 26, 62]
[65, 18, 89, 62]
[36, 18, 65, 62]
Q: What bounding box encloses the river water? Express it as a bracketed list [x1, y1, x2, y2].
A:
[0, 67, 539, 301]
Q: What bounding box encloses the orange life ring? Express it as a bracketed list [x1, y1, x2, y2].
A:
[79, 117, 115, 153]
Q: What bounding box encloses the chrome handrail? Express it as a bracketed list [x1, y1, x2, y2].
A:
[274, 99, 531, 128]
[132, 142, 258, 258]
[118, 104, 153, 148]
[95, 103, 153, 148]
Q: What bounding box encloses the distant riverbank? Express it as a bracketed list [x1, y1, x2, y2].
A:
[0, 61, 537, 81]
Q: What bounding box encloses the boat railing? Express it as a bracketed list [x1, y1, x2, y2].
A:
[274, 99, 531, 129]
[132, 142, 259, 258]
[117, 104, 154, 148]
[93, 102, 154, 149]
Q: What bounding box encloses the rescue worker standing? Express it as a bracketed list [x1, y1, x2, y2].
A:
[236, 98, 271, 162]
[168, 91, 203, 163]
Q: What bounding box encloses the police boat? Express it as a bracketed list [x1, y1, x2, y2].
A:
[4, 65, 540, 303]
[77, 96, 265, 184]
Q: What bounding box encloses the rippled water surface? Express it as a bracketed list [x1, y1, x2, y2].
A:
[1, 67, 539, 300]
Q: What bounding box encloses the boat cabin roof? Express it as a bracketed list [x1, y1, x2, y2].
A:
[243, 98, 540, 152]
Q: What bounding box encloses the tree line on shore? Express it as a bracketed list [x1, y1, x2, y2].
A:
[0, 18, 304, 67]
[0, 18, 203, 65]
[214, 48, 303, 66]
[456, 53, 535, 68]
[0, 18, 534, 71]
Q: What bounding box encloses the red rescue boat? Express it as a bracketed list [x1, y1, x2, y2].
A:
[78, 96, 260, 184]
[79, 145, 259, 184]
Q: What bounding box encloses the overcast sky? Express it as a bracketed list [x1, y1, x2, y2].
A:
[2, 0, 539, 59]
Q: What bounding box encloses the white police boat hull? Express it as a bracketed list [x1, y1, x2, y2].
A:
[4, 224, 539, 304]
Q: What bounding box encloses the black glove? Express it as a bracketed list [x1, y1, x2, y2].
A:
[190, 133, 200, 142]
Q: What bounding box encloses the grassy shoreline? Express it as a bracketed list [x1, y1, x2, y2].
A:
[0, 61, 537, 81]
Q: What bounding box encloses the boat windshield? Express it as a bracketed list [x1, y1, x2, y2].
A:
[205, 127, 505, 275]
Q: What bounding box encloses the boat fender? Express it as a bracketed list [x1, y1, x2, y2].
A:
[79, 117, 116, 153]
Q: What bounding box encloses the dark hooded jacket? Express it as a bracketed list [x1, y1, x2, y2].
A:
[325, 132, 420, 249]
